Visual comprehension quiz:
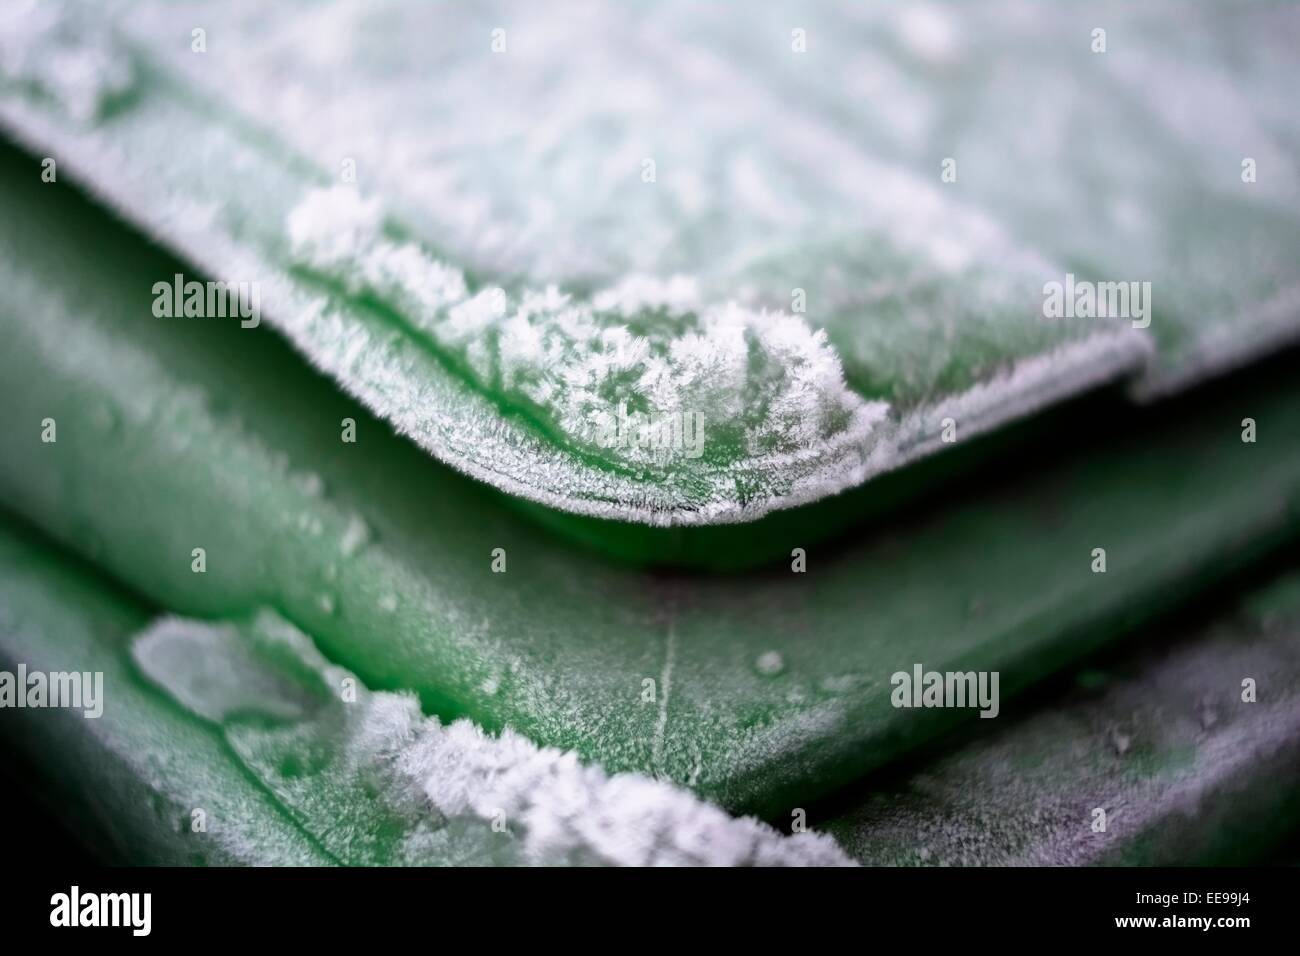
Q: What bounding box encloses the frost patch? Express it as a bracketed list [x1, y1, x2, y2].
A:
[0, 0, 134, 123]
[287, 186, 881, 474]
[133, 610, 855, 867]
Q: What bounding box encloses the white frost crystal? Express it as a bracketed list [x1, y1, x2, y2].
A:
[288, 186, 880, 474]
[133, 612, 854, 867]
[4, 0, 1290, 524]
[0, 0, 132, 123]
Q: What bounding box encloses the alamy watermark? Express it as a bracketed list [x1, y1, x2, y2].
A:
[891, 663, 1000, 718]
[152, 272, 261, 328]
[0, 664, 103, 718]
[1042, 272, 1151, 329]
[50, 886, 150, 936]
[589, 402, 706, 459]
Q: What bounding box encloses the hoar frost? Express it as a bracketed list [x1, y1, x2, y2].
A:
[133, 611, 854, 867]
[287, 186, 873, 471]
[0, 0, 134, 123]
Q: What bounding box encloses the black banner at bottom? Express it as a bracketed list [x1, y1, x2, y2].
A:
[2, 865, 1293, 941]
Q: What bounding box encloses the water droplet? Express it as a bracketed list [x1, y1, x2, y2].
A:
[340, 514, 372, 556]
[755, 650, 785, 676]
[296, 472, 325, 497]
[316, 593, 337, 615]
[378, 593, 398, 613]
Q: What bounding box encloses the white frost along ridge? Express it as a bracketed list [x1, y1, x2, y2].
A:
[133, 612, 854, 867]
[402, 716, 851, 866]
[288, 186, 887, 473]
[0, 0, 1158, 525]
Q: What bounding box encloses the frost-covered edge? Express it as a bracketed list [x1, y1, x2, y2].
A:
[133, 611, 856, 867]
[6, 94, 1169, 528]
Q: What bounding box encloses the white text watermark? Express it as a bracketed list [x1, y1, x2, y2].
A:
[50, 887, 150, 936]
[891, 664, 999, 718]
[1043, 272, 1151, 329]
[589, 402, 706, 459]
[0, 664, 103, 718]
[152, 273, 261, 328]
